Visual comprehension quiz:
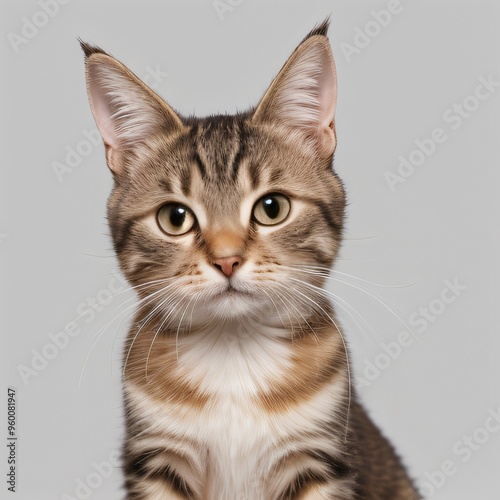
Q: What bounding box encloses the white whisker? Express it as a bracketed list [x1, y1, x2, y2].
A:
[122, 285, 182, 377]
[289, 277, 380, 343]
[78, 278, 184, 388]
[285, 280, 352, 442]
[145, 295, 186, 380]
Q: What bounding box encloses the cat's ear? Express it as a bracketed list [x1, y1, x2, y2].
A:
[252, 20, 337, 157]
[80, 41, 184, 174]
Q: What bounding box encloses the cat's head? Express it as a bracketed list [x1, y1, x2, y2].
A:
[81, 20, 345, 326]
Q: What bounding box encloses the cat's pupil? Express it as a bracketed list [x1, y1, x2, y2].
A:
[263, 197, 280, 219]
[170, 206, 187, 227]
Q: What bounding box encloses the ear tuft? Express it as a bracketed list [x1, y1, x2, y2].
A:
[300, 17, 331, 42]
[78, 39, 107, 58]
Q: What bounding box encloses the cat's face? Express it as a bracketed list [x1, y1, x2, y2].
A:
[82, 22, 344, 326]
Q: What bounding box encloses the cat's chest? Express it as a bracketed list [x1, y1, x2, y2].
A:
[127, 323, 300, 441]
[127, 379, 341, 500]
[124, 323, 347, 498]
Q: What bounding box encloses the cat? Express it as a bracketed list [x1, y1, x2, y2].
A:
[81, 19, 418, 500]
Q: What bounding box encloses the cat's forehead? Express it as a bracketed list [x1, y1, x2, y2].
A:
[185, 115, 253, 192]
[157, 116, 270, 215]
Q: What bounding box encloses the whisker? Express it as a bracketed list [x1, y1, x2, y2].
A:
[78, 295, 151, 389]
[285, 282, 352, 442]
[258, 286, 307, 348]
[282, 265, 411, 320]
[342, 234, 379, 241]
[286, 264, 419, 289]
[72, 277, 175, 327]
[272, 282, 319, 344]
[145, 295, 187, 380]
[289, 277, 380, 343]
[177, 291, 204, 361]
[333, 270, 421, 289]
[327, 277, 419, 342]
[122, 284, 182, 376]
[262, 289, 293, 332]
[78, 280, 182, 388]
[328, 293, 380, 343]
[79, 252, 115, 258]
[287, 268, 419, 342]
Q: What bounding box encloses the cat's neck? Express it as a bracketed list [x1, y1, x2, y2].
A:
[175, 318, 294, 397]
[125, 308, 345, 406]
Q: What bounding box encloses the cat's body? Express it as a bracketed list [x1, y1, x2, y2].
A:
[82, 21, 418, 499]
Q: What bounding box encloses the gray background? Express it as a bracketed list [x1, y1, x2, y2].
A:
[2, 0, 499, 498]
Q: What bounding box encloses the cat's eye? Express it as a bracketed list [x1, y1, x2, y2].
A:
[252, 193, 291, 226]
[157, 203, 195, 236]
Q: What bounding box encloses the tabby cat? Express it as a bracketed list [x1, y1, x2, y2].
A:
[81, 20, 418, 500]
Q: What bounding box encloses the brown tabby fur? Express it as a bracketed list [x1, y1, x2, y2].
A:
[81, 19, 419, 500]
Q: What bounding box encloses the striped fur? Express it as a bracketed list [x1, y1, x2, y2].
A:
[82, 19, 419, 499]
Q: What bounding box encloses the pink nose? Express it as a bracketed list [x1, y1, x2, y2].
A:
[212, 256, 243, 277]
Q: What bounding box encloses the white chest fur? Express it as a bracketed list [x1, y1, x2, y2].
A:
[125, 321, 348, 499]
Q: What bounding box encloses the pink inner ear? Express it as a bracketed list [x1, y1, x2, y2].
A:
[317, 48, 337, 132]
[253, 36, 337, 154]
[88, 77, 118, 149]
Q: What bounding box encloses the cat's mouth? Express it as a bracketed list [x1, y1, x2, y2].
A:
[212, 281, 255, 302]
[204, 283, 257, 318]
[215, 283, 253, 298]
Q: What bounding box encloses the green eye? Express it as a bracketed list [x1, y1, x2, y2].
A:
[252, 194, 291, 226]
[157, 203, 195, 236]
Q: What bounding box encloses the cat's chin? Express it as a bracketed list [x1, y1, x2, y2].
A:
[209, 288, 257, 319]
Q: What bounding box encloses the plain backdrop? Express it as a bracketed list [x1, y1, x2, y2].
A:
[1, 1, 499, 499]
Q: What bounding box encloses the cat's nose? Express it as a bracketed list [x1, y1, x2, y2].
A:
[212, 256, 243, 277]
